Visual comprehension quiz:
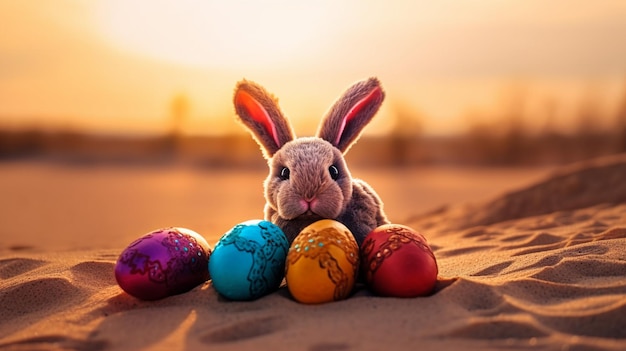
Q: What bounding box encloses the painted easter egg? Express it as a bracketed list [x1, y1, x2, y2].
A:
[285, 219, 359, 304]
[209, 220, 289, 300]
[115, 227, 212, 300]
[360, 224, 438, 297]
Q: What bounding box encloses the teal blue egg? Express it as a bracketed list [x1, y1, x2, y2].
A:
[209, 220, 289, 300]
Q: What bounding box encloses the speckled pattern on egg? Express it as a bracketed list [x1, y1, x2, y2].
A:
[115, 227, 212, 300]
[360, 224, 438, 297]
[285, 219, 359, 304]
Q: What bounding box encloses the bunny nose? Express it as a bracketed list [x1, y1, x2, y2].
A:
[300, 197, 318, 211]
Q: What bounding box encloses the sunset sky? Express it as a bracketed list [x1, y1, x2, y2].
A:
[1, 0, 626, 136]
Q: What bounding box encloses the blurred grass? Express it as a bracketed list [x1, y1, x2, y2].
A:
[2, 79, 625, 167]
[1, 126, 624, 168]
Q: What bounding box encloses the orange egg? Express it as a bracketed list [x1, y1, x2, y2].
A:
[285, 219, 359, 304]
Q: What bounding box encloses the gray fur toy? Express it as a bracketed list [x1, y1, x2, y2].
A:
[233, 77, 390, 246]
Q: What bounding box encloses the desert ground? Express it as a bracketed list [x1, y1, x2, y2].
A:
[1, 157, 625, 350]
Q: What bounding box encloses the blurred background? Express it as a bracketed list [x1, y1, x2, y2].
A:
[2, 0, 626, 250]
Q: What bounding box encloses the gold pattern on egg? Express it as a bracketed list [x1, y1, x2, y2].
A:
[362, 226, 434, 277]
[287, 227, 359, 300]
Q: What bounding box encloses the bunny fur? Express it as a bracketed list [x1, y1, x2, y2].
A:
[233, 78, 389, 245]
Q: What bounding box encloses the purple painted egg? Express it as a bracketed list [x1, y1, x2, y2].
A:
[115, 227, 212, 300]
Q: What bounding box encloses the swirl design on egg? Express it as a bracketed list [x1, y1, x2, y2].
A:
[218, 222, 288, 298]
[287, 227, 359, 300]
[117, 228, 208, 287]
[362, 226, 434, 277]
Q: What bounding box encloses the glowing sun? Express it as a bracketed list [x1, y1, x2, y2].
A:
[94, 0, 334, 69]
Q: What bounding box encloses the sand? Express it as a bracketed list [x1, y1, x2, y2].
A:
[1, 157, 626, 350]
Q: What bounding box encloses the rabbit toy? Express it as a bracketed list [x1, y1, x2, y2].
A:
[233, 77, 390, 246]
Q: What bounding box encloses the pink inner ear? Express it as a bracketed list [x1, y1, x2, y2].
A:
[235, 90, 281, 148]
[334, 86, 383, 145]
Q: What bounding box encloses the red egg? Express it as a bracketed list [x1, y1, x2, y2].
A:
[360, 224, 438, 297]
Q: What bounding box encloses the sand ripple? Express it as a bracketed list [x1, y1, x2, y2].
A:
[2, 157, 626, 350]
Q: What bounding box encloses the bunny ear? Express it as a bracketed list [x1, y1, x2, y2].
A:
[317, 77, 385, 153]
[234, 80, 295, 158]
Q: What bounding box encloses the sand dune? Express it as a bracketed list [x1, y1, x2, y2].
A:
[1, 157, 626, 350]
[412, 154, 626, 231]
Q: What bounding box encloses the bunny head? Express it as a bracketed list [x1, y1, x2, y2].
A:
[233, 78, 388, 243]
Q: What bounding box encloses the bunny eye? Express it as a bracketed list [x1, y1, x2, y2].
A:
[329, 165, 340, 180]
[279, 167, 290, 180]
